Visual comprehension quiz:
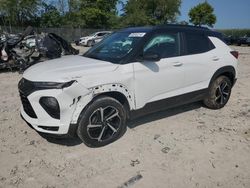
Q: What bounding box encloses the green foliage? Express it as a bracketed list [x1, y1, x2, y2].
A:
[218, 29, 250, 37]
[188, 2, 216, 27]
[121, 0, 181, 27]
[1, 0, 224, 30]
[0, 0, 181, 28]
[65, 0, 119, 28]
[40, 3, 62, 27]
[121, 0, 149, 26]
[0, 0, 40, 26]
[0, 0, 119, 28]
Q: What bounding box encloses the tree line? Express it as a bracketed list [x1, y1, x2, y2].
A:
[0, 0, 216, 29]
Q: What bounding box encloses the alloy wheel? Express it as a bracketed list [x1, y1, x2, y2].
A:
[215, 81, 230, 105]
[87, 106, 121, 142]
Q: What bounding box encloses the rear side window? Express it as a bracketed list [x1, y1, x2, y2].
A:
[185, 33, 215, 55]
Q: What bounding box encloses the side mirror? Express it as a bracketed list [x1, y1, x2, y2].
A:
[143, 51, 161, 62]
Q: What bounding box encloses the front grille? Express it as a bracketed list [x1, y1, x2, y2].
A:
[18, 78, 37, 118]
[20, 93, 37, 118]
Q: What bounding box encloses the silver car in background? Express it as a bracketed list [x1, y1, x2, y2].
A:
[76, 31, 112, 47]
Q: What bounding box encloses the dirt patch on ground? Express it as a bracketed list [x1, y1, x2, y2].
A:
[0, 46, 250, 188]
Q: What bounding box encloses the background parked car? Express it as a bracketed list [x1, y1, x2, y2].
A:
[237, 36, 250, 46]
[75, 31, 112, 47]
[223, 35, 239, 45]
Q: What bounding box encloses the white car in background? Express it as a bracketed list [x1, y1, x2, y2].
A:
[76, 31, 112, 47]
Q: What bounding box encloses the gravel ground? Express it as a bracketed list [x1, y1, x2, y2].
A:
[0, 46, 249, 188]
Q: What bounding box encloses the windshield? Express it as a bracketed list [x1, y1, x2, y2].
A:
[88, 32, 97, 37]
[83, 32, 145, 64]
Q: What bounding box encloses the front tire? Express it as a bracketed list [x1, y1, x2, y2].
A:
[77, 96, 127, 147]
[203, 76, 232, 109]
[87, 40, 94, 47]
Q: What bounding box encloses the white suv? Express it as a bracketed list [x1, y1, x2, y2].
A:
[77, 31, 112, 47]
[19, 25, 238, 147]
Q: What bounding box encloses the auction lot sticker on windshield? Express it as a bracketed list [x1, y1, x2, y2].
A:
[129, 33, 146, 37]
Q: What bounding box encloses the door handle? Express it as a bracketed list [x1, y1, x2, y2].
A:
[212, 56, 220, 61]
[172, 62, 183, 67]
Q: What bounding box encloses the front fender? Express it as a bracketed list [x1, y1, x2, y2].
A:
[70, 83, 135, 124]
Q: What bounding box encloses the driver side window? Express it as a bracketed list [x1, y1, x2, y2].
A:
[144, 33, 180, 59]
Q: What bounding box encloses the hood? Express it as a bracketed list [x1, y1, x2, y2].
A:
[23, 55, 118, 82]
[80, 36, 91, 40]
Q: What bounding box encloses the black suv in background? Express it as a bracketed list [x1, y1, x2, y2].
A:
[223, 35, 250, 46]
[223, 35, 239, 45]
[237, 36, 250, 46]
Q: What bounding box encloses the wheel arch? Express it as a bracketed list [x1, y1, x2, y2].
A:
[209, 66, 236, 87]
[71, 83, 135, 124]
[93, 91, 131, 119]
[91, 83, 135, 109]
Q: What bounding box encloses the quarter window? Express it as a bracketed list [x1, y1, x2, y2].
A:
[185, 33, 214, 55]
[144, 33, 180, 58]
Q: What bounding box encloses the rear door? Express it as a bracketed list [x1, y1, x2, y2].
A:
[179, 32, 218, 92]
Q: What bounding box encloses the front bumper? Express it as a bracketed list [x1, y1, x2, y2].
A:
[79, 40, 87, 46]
[19, 80, 91, 135]
[21, 112, 78, 137]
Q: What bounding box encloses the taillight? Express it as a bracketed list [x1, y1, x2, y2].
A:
[230, 51, 239, 59]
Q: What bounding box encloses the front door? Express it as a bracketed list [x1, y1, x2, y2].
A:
[133, 32, 185, 109]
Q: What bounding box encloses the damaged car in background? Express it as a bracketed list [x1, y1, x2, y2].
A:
[19, 24, 238, 147]
[0, 26, 79, 71]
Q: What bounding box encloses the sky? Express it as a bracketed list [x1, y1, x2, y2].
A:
[117, 0, 250, 29]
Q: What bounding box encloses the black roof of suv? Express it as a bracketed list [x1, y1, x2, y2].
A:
[120, 24, 223, 40]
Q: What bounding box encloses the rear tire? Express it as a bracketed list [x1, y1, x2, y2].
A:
[77, 96, 127, 147]
[203, 76, 232, 109]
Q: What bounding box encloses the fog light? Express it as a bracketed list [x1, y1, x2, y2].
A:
[39, 97, 60, 119]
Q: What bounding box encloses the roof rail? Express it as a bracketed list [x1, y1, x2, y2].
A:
[160, 24, 209, 30]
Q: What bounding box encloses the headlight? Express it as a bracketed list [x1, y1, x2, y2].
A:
[19, 79, 76, 96]
[33, 80, 76, 89]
